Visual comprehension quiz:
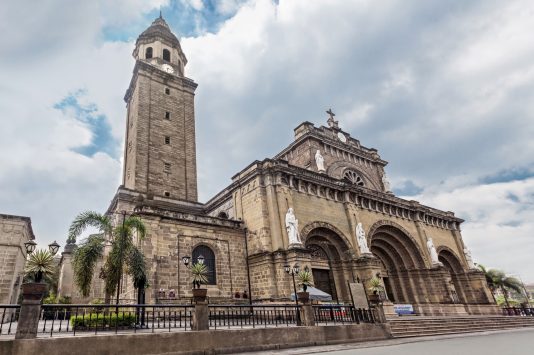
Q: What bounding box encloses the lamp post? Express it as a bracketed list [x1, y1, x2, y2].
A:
[284, 263, 300, 307]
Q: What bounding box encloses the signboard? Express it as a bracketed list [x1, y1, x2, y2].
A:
[349, 282, 369, 309]
[394, 304, 414, 315]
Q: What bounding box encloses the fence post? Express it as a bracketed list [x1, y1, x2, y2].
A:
[371, 303, 387, 324]
[298, 296, 315, 326]
[191, 290, 209, 331]
[15, 283, 47, 339]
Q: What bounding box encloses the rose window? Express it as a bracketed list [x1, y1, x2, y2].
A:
[343, 170, 364, 186]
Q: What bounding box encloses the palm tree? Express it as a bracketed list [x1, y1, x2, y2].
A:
[478, 264, 522, 307]
[25, 249, 56, 283]
[68, 211, 147, 300]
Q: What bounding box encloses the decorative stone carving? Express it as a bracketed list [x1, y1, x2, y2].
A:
[343, 170, 364, 186]
[382, 172, 391, 192]
[356, 222, 372, 256]
[426, 237, 443, 266]
[285, 208, 302, 246]
[464, 248, 476, 269]
[315, 150, 326, 173]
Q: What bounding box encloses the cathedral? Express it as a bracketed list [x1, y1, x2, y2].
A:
[58, 16, 497, 316]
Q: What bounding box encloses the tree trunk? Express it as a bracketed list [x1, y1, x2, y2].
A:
[502, 286, 510, 308]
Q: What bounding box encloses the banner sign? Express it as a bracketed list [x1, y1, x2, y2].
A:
[349, 282, 369, 309]
[394, 304, 414, 315]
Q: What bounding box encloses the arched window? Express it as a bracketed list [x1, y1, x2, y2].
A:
[145, 47, 153, 59]
[162, 49, 171, 62]
[192, 245, 216, 285]
[217, 211, 228, 219]
[343, 170, 364, 186]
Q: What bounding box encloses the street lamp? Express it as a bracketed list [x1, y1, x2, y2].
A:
[284, 263, 300, 308]
[24, 240, 37, 255]
[181, 255, 191, 267]
[48, 240, 60, 256]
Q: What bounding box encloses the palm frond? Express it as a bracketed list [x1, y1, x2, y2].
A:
[73, 234, 105, 297]
[25, 249, 56, 281]
[68, 211, 112, 243]
[191, 263, 209, 285]
[124, 216, 147, 239]
[503, 276, 522, 294]
[126, 247, 147, 288]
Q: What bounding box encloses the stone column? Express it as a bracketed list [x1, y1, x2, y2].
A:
[298, 293, 315, 327]
[15, 283, 47, 339]
[191, 291, 209, 331]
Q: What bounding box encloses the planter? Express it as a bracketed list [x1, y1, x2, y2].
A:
[192, 288, 207, 303]
[297, 291, 310, 303]
[368, 294, 381, 303]
[21, 282, 48, 301]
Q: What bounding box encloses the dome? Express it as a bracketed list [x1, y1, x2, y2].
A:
[136, 15, 180, 46]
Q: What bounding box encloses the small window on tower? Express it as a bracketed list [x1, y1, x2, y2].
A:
[165, 88, 170, 95]
[164, 163, 171, 173]
[163, 49, 171, 62]
[145, 47, 153, 59]
[165, 111, 170, 119]
[164, 191, 170, 197]
[164, 136, 170, 144]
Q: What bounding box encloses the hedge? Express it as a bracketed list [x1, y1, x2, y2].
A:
[70, 312, 136, 328]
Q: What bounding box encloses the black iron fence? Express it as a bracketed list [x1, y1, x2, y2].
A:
[502, 307, 534, 316]
[38, 304, 193, 336]
[1, 303, 377, 338]
[0, 305, 20, 337]
[313, 305, 374, 325]
[208, 305, 299, 329]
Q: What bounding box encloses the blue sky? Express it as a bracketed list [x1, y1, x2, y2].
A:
[1, 0, 533, 283]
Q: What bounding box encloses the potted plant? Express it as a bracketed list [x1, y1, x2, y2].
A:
[191, 262, 209, 301]
[23, 249, 56, 300]
[297, 269, 313, 302]
[367, 276, 384, 303]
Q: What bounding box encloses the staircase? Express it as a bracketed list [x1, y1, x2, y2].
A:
[389, 316, 534, 338]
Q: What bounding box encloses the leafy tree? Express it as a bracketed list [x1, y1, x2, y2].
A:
[69, 211, 147, 299]
[478, 264, 522, 307]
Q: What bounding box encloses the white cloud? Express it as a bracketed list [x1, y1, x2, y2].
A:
[1, 0, 534, 285]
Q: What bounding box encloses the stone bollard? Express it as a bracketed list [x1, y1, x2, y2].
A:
[191, 289, 209, 331]
[297, 291, 315, 326]
[371, 303, 388, 324]
[15, 283, 48, 339]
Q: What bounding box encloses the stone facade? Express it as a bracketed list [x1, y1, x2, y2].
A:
[59, 16, 496, 315]
[0, 214, 34, 304]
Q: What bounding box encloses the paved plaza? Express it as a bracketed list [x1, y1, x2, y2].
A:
[243, 329, 534, 355]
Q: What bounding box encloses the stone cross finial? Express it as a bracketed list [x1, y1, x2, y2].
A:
[326, 108, 339, 129]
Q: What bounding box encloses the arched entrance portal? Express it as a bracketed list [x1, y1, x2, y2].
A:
[303, 226, 354, 302]
[438, 248, 464, 304]
[369, 223, 427, 304]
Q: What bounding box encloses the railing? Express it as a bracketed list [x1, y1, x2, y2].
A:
[313, 305, 374, 325]
[38, 304, 193, 337]
[0, 305, 20, 337]
[208, 305, 299, 329]
[502, 307, 534, 316]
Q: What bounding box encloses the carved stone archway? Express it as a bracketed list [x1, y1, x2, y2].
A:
[300, 221, 354, 256]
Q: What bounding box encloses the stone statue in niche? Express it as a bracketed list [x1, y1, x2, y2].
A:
[315, 150, 326, 173]
[426, 237, 442, 266]
[356, 222, 371, 255]
[285, 208, 302, 246]
[382, 172, 391, 192]
[464, 248, 476, 269]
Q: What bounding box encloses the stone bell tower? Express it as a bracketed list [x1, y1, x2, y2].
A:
[122, 15, 198, 201]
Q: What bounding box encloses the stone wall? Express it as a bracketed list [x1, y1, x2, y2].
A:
[0, 323, 391, 355]
[0, 214, 34, 304]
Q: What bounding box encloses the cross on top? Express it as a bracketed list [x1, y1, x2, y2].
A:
[326, 108, 339, 129]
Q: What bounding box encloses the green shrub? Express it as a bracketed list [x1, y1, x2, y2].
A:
[70, 312, 136, 329]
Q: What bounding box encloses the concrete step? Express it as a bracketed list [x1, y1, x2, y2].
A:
[389, 316, 534, 338]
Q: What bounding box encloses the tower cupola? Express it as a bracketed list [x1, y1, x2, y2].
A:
[133, 15, 187, 76]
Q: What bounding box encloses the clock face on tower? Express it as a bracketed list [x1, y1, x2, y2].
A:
[161, 64, 174, 74]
